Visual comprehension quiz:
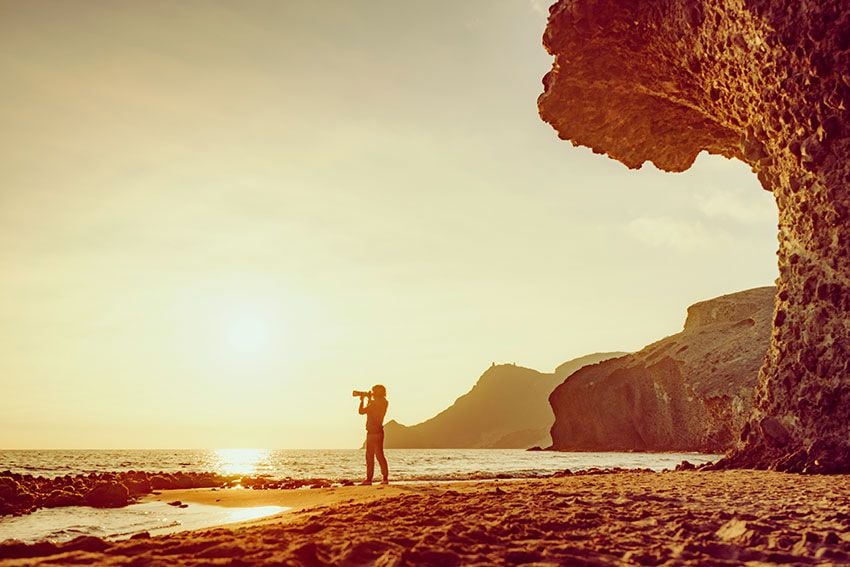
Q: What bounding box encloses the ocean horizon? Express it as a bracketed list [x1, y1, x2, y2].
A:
[0, 448, 720, 482]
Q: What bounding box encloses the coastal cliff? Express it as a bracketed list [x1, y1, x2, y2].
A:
[538, 0, 850, 471]
[549, 287, 774, 452]
[384, 352, 624, 449]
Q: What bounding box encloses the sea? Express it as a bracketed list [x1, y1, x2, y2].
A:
[0, 449, 720, 545]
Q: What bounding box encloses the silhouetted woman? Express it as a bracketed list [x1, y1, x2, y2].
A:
[358, 384, 389, 485]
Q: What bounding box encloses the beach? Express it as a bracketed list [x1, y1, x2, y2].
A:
[3, 469, 850, 565]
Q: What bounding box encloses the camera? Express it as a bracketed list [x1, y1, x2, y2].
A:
[352, 390, 372, 398]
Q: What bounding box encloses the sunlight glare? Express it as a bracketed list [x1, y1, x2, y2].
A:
[223, 313, 274, 355]
[214, 448, 271, 476]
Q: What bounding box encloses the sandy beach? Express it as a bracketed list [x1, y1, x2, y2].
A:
[3, 469, 850, 565]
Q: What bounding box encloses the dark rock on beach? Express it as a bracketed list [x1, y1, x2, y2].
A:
[85, 482, 130, 508]
[42, 489, 85, 509]
[0, 469, 354, 517]
[0, 470, 239, 517]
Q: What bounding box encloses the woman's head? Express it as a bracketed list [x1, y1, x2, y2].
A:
[372, 384, 387, 398]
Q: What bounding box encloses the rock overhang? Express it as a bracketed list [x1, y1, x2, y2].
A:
[538, 0, 850, 471]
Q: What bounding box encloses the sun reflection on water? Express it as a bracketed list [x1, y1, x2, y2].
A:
[213, 448, 270, 476]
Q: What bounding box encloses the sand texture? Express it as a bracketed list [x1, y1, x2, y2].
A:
[3, 470, 850, 565]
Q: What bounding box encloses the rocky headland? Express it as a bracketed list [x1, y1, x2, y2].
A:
[384, 352, 624, 449]
[538, 0, 850, 471]
[549, 287, 774, 452]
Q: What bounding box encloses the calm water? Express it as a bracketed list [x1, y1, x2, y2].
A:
[0, 448, 719, 481]
[0, 449, 720, 544]
[0, 502, 286, 546]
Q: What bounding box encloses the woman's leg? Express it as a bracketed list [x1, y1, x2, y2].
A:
[375, 433, 388, 482]
[365, 434, 376, 483]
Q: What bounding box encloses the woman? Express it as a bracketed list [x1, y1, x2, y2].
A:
[358, 384, 389, 485]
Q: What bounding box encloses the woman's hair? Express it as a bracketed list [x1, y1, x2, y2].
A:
[372, 384, 387, 398]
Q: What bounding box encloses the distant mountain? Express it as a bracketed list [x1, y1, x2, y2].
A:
[384, 352, 626, 449]
[549, 287, 774, 452]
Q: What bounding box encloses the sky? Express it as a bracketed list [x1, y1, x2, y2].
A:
[0, 0, 778, 449]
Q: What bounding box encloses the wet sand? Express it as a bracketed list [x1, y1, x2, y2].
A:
[2, 470, 850, 565]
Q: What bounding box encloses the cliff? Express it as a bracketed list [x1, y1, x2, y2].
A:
[384, 352, 625, 449]
[538, 0, 850, 471]
[549, 287, 774, 452]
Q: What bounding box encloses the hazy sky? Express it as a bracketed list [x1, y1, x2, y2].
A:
[0, 0, 777, 449]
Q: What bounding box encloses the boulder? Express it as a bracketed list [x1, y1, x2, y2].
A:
[85, 482, 129, 508]
[43, 489, 85, 508]
[123, 478, 152, 496]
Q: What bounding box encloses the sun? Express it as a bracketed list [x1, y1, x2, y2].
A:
[222, 312, 275, 356]
[209, 306, 289, 370]
[170, 280, 311, 375]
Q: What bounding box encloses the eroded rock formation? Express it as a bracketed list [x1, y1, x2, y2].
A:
[539, 0, 850, 471]
[383, 353, 624, 449]
[549, 287, 773, 452]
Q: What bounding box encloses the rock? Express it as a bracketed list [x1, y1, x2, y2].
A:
[774, 448, 808, 472]
[526, 446, 544, 451]
[549, 288, 773, 452]
[64, 535, 109, 553]
[0, 496, 17, 515]
[150, 475, 172, 490]
[123, 478, 152, 496]
[167, 500, 183, 507]
[716, 519, 761, 546]
[85, 482, 129, 508]
[0, 477, 20, 501]
[538, 0, 850, 472]
[383, 352, 625, 449]
[759, 416, 791, 447]
[43, 489, 84, 508]
[0, 539, 59, 559]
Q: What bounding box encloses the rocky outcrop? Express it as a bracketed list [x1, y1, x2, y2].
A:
[0, 471, 235, 516]
[538, 0, 850, 471]
[549, 288, 774, 452]
[384, 353, 625, 449]
[85, 482, 130, 508]
[0, 469, 375, 517]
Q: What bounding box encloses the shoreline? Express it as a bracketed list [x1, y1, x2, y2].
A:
[141, 482, 415, 529]
[3, 470, 850, 565]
